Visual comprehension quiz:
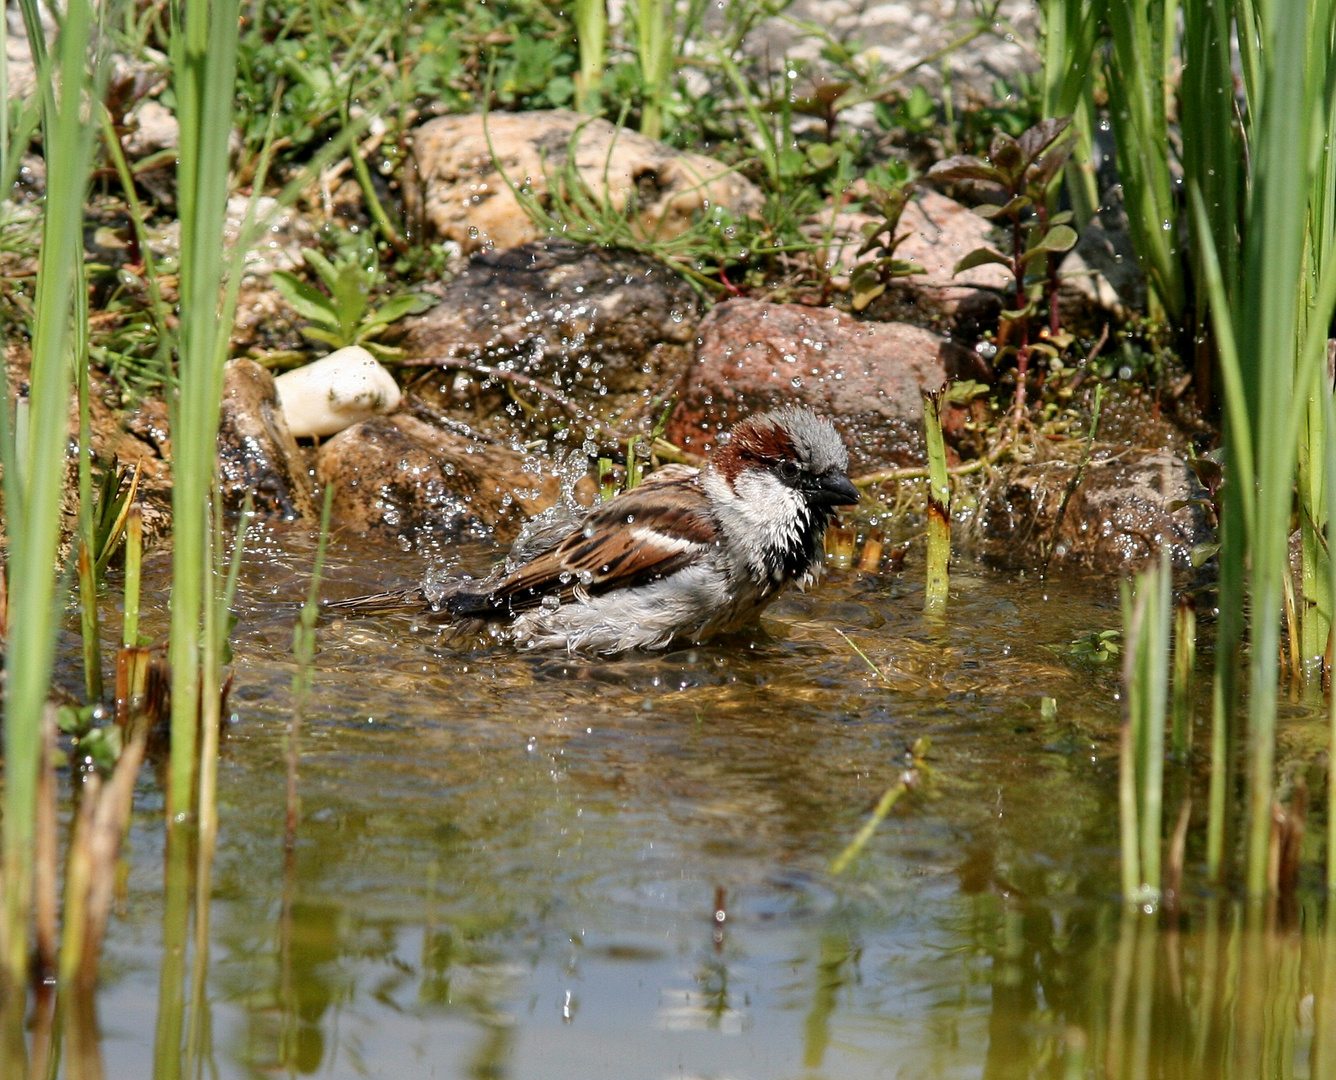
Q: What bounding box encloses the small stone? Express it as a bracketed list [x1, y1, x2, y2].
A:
[123, 99, 179, 158]
[274, 346, 402, 439]
[217, 358, 316, 521]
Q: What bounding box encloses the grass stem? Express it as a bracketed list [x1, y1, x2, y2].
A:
[921, 386, 950, 616]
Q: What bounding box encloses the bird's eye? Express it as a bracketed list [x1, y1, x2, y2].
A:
[777, 460, 802, 482]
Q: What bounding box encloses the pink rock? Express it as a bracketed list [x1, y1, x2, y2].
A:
[664, 299, 973, 472]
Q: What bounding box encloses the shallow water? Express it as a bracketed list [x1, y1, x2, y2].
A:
[62, 524, 1336, 1078]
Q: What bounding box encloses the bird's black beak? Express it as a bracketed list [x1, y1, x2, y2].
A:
[814, 470, 861, 506]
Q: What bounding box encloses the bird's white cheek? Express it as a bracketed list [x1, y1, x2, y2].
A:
[731, 472, 805, 546]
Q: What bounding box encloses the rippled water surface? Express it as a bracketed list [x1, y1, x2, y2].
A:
[70, 524, 1334, 1079]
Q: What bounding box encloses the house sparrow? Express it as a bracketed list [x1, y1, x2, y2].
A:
[326, 407, 860, 653]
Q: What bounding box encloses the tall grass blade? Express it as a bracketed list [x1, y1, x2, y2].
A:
[1039, 0, 1104, 225]
[1119, 551, 1171, 903]
[166, 0, 241, 822]
[1105, 0, 1186, 319]
[1171, 596, 1196, 758]
[1, 0, 96, 984]
[575, 0, 607, 113]
[1239, 0, 1314, 899]
[636, 0, 674, 141]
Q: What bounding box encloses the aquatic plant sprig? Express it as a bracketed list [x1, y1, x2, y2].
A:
[1119, 549, 1171, 908]
[927, 115, 1079, 422]
[829, 738, 931, 876]
[921, 386, 950, 616]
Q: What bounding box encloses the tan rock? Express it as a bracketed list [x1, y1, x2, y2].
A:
[814, 188, 1010, 334]
[405, 110, 763, 253]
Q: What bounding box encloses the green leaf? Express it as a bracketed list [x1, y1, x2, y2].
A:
[953, 246, 1012, 275]
[331, 265, 370, 337]
[302, 326, 346, 348]
[926, 155, 1007, 186]
[946, 379, 989, 404]
[271, 270, 339, 327]
[302, 248, 341, 290]
[806, 142, 839, 170]
[1019, 223, 1079, 266]
[361, 292, 433, 329]
[975, 195, 1032, 220]
[850, 264, 886, 311]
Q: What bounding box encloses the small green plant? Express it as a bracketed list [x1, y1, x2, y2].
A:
[848, 163, 924, 311]
[1066, 629, 1122, 666]
[874, 85, 937, 137]
[271, 249, 430, 361]
[927, 115, 1079, 420]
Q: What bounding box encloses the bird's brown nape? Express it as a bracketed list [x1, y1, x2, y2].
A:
[710, 415, 796, 483]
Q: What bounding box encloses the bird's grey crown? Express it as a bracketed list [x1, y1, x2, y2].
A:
[763, 406, 849, 474]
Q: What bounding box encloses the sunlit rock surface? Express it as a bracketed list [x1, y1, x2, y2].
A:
[664, 298, 974, 471]
[814, 187, 1009, 338]
[404, 110, 763, 253]
[274, 346, 402, 439]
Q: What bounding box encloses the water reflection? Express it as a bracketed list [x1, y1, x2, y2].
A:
[63, 529, 1336, 1077]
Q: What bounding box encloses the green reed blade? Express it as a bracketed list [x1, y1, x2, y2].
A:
[636, 0, 674, 141]
[1, 0, 96, 984]
[123, 506, 143, 651]
[575, 0, 607, 113]
[1105, 0, 1186, 320]
[1171, 596, 1196, 759]
[1239, 0, 1315, 900]
[1181, 0, 1241, 316]
[1119, 553, 1172, 901]
[1039, 0, 1104, 225]
[1140, 551, 1171, 895]
[166, 0, 241, 822]
[1325, 385, 1336, 892]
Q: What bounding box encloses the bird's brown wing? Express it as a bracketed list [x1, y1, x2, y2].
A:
[446, 476, 718, 618]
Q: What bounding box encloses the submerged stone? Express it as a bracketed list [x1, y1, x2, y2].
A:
[962, 448, 1211, 574]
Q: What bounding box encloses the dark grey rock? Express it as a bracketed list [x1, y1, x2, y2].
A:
[393, 240, 701, 395]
